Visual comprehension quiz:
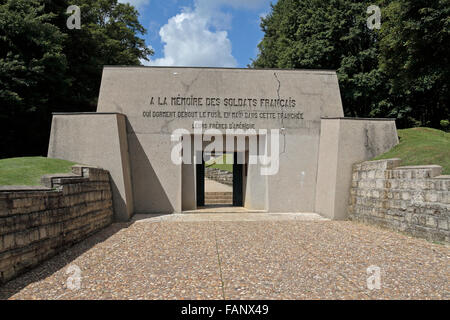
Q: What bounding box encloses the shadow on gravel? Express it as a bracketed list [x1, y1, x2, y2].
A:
[0, 222, 133, 300]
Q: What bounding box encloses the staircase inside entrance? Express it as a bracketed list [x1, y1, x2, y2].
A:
[205, 192, 233, 205]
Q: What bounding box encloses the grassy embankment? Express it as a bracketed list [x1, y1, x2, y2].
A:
[374, 127, 449, 175]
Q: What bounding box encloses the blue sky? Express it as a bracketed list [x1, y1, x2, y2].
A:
[118, 0, 275, 68]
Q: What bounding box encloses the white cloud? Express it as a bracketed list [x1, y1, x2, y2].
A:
[149, 9, 236, 67]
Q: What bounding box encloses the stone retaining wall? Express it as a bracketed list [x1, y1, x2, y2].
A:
[205, 167, 233, 186]
[0, 166, 114, 284]
[349, 159, 450, 242]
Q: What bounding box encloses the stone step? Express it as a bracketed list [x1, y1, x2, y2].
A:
[205, 196, 233, 201]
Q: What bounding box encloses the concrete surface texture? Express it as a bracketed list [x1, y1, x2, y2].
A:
[0, 215, 448, 300]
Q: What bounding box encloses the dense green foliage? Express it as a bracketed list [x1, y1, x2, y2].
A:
[374, 128, 450, 175]
[0, 156, 76, 185]
[378, 0, 450, 128]
[0, 0, 152, 158]
[253, 0, 450, 129]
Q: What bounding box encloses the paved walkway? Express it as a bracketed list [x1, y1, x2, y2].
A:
[0, 213, 448, 300]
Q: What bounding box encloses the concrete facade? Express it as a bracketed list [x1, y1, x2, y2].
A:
[47, 66, 398, 220]
[349, 159, 450, 242]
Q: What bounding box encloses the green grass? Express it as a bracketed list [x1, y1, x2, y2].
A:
[374, 127, 450, 175]
[0, 157, 76, 186]
[206, 154, 233, 172]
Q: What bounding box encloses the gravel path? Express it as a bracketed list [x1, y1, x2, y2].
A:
[0, 213, 448, 300]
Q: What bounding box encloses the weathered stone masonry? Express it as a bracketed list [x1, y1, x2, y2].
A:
[349, 159, 450, 242]
[0, 166, 114, 284]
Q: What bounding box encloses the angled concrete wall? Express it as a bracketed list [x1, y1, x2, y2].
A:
[315, 118, 399, 220]
[349, 159, 450, 242]
[47, 113, 134, 221]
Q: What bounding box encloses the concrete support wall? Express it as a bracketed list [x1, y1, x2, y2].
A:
[315, 118, 399, 220]
[0, 166, 114, 284]
[349, 159, 450, 242]
[47, 113, 134, 221]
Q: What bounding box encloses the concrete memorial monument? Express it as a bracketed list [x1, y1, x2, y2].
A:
[48, 66, 398, 221]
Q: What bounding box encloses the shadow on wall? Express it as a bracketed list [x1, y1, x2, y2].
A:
[109, 173, 128, 221]
[126, 118, 174, 214]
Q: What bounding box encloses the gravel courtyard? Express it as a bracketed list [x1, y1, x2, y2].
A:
[0, 213, 448, 300]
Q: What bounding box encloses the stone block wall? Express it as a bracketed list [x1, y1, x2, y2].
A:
[0, 166, 114, 284]
[205, 167, 233, 186]
[349, 159, 450, 242]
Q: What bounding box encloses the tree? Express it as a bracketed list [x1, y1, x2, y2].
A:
[378, 0, 450, 128]
[0, 0, 153, 158]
